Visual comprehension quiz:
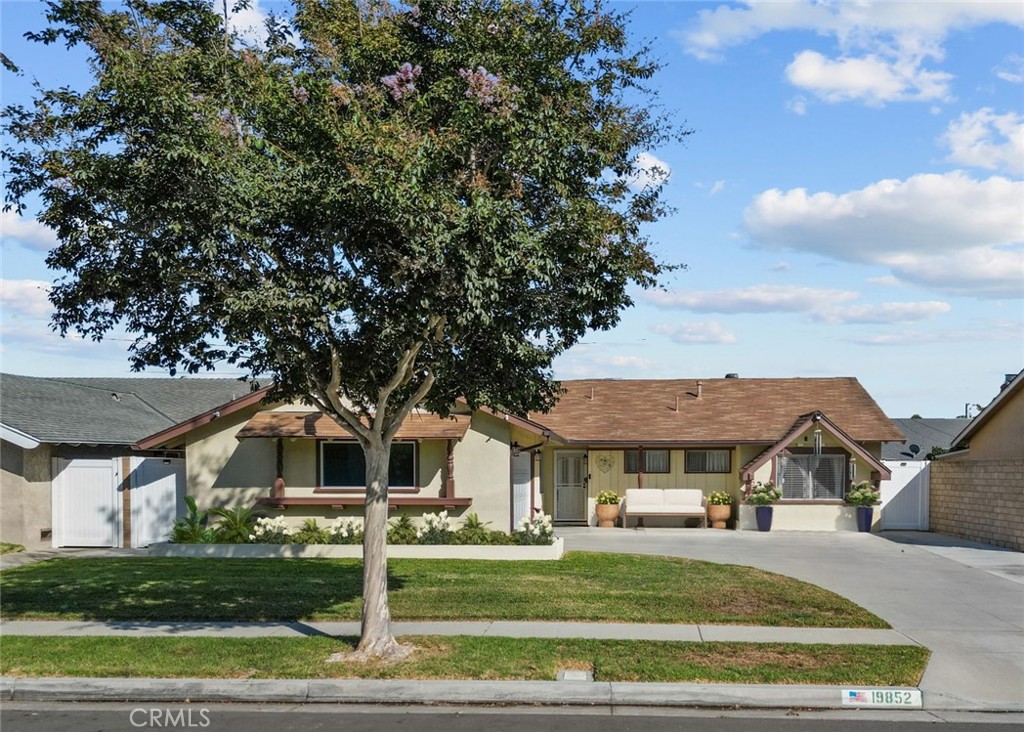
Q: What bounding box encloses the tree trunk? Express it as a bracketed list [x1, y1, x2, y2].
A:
[355, 438, 410, 660]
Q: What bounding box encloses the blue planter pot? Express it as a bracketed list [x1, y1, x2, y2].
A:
[755, 505, 773, 532]
[856, 506, 874, 533]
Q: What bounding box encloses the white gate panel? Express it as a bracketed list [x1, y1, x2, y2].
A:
[880, 460, 930, 530]
[131, 457, 186, 547]
[511, 452, 532, 531]
[52, 458, 119, 547]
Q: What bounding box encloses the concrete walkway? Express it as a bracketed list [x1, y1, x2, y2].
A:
[0, 619, 911, 645]
[558, 528, 1024, 712]
[0, 547, 148, 571]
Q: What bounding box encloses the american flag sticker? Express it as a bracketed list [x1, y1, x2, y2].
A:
[845, 690, 869, 704]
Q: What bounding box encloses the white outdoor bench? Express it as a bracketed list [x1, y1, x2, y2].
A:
[622, 488, 707, 529]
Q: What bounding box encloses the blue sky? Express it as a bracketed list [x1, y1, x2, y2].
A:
[2, 1, 1022, 418]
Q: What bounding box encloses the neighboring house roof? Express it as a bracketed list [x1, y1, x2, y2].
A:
[526, 378, 902, 445]
[949, 369, 1024, 450]
[0, 373, 256, 446]
[236, 411, 472, 441]
[882, 418, 968, 460]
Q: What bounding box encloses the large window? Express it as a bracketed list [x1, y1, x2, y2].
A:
[321, 442, 417, 488]
[624, 449, 671, 474]
[777, 454, 844, 500]
[684, 449, 731, 473]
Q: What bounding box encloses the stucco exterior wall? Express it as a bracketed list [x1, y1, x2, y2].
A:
[930, 458, 1024, 551]
[182, 407, 513, 532]
[186, 404, 273, 509]
[737, 504, 869, 531]
[963, 386, 1024, 461]
[0, 440, 53, 550]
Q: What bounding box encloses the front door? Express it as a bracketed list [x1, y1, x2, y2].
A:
[554, 451, 587, 522]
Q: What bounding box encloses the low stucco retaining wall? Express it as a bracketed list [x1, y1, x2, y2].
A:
[149, 537, 564, 560]
[737, 505, 875, 532]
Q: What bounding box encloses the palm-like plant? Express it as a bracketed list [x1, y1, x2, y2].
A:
[209, 506, 260, 544]
[170, 496, 211, 543]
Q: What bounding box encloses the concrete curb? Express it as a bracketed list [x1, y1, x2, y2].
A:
[10, 676, 1006, 711]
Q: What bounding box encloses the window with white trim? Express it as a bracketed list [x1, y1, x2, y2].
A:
[624, 449, 671, 473]
[777, 454, 844, 500]
[321, 441, 417, 488]
[684, 449, 731, 473]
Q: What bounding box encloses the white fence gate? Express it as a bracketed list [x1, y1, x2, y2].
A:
[52, 458, 120, 547]
[880, 460, 930, 531]
[131, 457, 186, 547]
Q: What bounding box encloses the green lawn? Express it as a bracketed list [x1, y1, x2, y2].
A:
[0, 542, 25, 554]
[0, 552, 886, 627]
[0, 636, 928, 685]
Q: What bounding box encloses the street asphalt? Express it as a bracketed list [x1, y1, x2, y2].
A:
[1, 529, 1021, 713]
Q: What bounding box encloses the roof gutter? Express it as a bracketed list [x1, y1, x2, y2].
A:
[0, 422, 41, 450]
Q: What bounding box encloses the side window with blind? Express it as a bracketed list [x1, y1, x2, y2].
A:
[624, 449, 671, 473]
[684, 449, 731, 473]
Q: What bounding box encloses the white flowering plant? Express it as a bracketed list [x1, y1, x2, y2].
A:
[845, 481, 881, 507]
[516, 511, 554, 545]
[327, 518, 363, 545]
[249, 515, 292, 544]
[746, 481, 782, 506]
[416, 511, 453, 544]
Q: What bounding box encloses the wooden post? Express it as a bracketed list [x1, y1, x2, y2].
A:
[445, 439, 455, 498]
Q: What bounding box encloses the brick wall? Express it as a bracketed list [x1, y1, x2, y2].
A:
[930, 459, 1024, 551]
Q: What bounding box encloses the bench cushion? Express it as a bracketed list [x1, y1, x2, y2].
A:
[631, 505, 703, 515]
[663, 489, 704, 507]
[624, 489, 664, 506]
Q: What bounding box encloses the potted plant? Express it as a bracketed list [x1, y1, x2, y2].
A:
[595, 490, 620, 528]
[846, 481, 881, 532]
[706, 491, 733, 529]
[746, 481, 781, 532]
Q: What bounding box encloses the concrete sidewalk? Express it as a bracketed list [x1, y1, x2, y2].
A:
[0, 619, 913, 645]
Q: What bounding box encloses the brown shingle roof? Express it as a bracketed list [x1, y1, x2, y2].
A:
[527, 378, 902, 444]
[237, 411, 471, 441]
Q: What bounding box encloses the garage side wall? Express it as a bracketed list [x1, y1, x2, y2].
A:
[930, 458, 1024, 551]
[0, 439, 53, 550]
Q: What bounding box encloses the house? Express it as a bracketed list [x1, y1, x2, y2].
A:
[136, 375, 902, 533]
[0, 374, 255, 550]
[930, 370, 1024, 551]
[877, 417, 968, 531]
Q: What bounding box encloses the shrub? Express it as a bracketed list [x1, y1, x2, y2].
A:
[453, 514, 513, 545]
[387, 515, 418, 545]
[209, 506, 260, 544]
[327, 518, 363, 545]
[291, 518, 329, 544]
[595, 490, 619, 505]
[249, 516, 292, 544]
[170, 496, 213, 544]
[516, 511, 554, 545]
[416, 511, 453, 545]
[707, 491, 733, 506]
[845, 481, 881, 507]
[746, 482, 781, 506]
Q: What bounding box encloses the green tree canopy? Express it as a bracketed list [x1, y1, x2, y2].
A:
[4, 0, 686, 658]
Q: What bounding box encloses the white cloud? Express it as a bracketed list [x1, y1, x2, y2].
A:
[868, 275, 902, 286]
[995, 53, 1024, 83]
[1, 210, 60, 251]
[226, 0, 269, 46]
[1, 279, 53, 318]
[645, 284, 858, 314]
[625, 152, 671, 191]
[744, 172, 1024, 298]
[785, 50, 952, 105]
[653, 321, 737, 345]
[709, 180, 726, 196]
[602, 355, 653, 370]
[812, 300, 951, 325]
[787, 96, 808, 115]
[676, 1, 1022, 106]
[940, 108, 1024, 175]
[846, 319, 1023, 346]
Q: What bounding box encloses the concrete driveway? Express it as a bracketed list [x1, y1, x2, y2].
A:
[558, 527, 1024, 711]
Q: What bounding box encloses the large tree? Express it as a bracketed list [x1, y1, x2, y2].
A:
[4, 0, 683, 659]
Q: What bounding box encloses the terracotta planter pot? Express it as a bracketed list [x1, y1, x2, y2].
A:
[595, 503, 620, 528]
[707, 503, 731, 529]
